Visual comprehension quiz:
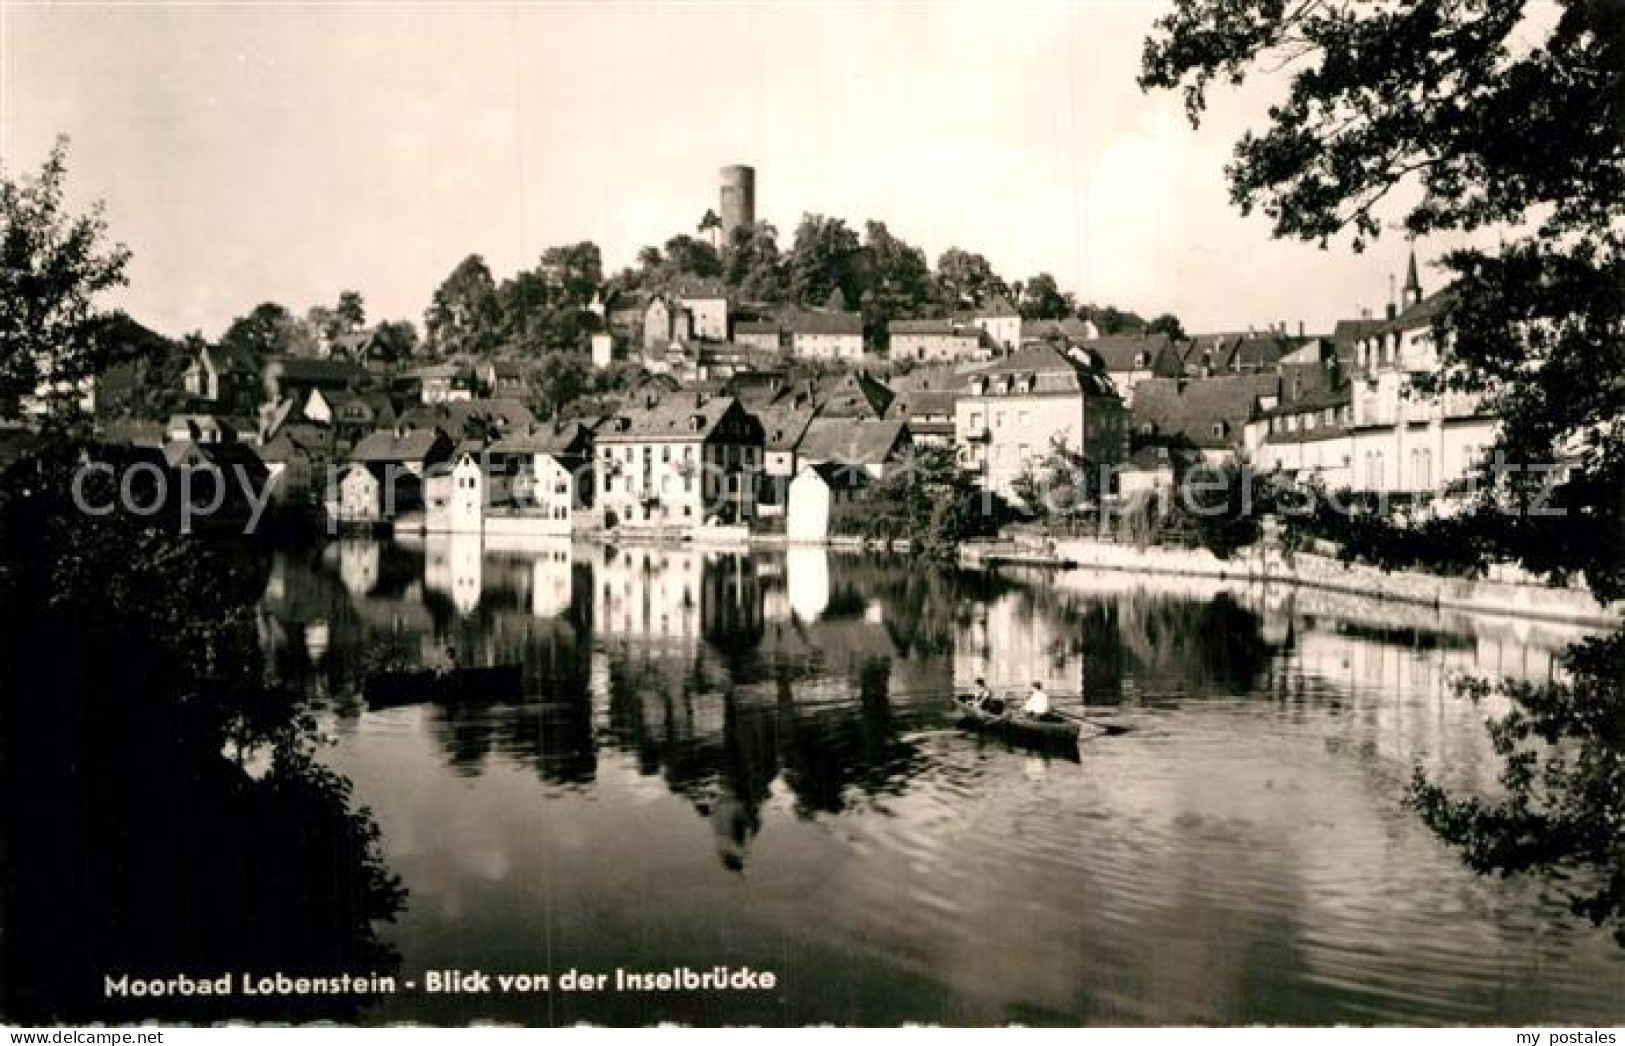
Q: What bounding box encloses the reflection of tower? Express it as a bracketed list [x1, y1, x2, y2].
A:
[719, 164, 755, 239]
[785, 547, 829, 623]
[529, 540, 573, 618]
[448, 533, 483, 615]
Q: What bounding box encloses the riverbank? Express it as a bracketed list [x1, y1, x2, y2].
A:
[962, 534, 1623, 630]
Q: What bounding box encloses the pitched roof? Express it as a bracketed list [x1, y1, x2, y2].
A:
[802, 460, 874, 491]
[814, 371, 894, 419]
[399, 398, 534, 437]
[889, 318, 976, 336]
[351, 426, 451, 463]
[270, 356, 366, 385]
[784, 307, 863, 337]
[977, 295, 1020, 319]
[671, 276, 729, 301]
[490, 420, 594, 458]
[797, 419, 910, 467]
[754, 403, 818, 451]
[969, 342, 1118, 398]
[1079, 333, 1176, 373]
[1021, 316, 1095, 343]
[1131, 374, 1280, 449]
[596, 395, 761, 444]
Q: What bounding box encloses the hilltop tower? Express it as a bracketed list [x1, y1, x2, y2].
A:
[719, 165, 756, 239]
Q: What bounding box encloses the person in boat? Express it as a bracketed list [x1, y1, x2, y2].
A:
[436, 644, 459, 677]
[1022, 680, 1053, 720]
[967, 677, 1004, 716]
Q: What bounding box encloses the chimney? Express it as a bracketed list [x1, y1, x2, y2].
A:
[1385, 302, 1397, 321]
[1298, 320, 1305, 338]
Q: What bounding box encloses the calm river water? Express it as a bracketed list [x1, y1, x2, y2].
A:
[260, 535, 1623, 1025]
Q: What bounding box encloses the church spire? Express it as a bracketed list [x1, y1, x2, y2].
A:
[1403, 248, 1422, 308]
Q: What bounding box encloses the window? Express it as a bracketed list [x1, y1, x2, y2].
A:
[1018, 410, 1029, 426]
[970, 412, 982, 429]
[995, 411, 1005, 428]
[662, 446, 670, 462]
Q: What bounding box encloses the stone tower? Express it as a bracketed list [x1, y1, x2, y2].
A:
[719, 165, 756, 239]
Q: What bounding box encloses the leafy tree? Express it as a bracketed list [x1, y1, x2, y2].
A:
[0, 138, 132, 416]
[539, 241, 603, 308]
[786, 213, 861, 307]
[661, 234, 722, 281]
[859, 221, 938, 343]
[373, 318, 420, 361]
[1147, 312, 1186, 340]
[1018, 272, 1073, 320]
[1086, 304, 1146, 336]
[831, 445, 1001, 561]
[333, 290, 366, 335]
[220, 302, 300, 363]
[522, 351, 591, 420]
[1009, 433, 1100, 519]
[720, 221, 785, 303]
[934, 248, 1008, 309]
[1142, 0, 1625, 943]
[424, 254, 501, 357]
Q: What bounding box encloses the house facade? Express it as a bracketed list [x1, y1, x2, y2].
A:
[594, 396, 765, 528]
[1345, 284, 1496, 498]
[785, 309, 864, 360]
[672, 278, 730, 342]
[888, 319, 987, 363]
[954, 343, 1128, 501]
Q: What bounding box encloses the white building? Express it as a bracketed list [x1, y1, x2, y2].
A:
[595, 395, 764, 529]
[786, 463, 870, 543]
[955, 342, 1128, 501]
[1345, 260, 1498, 498]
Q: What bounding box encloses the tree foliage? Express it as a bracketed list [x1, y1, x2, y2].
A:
[0, 138, 132, 414]
[425, 254, 502, 357]
[1142, 0, 1625, 944]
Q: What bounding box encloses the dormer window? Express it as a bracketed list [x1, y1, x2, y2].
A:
[1212, 422, 1227, 439]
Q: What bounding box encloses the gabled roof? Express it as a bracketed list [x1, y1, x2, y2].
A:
[814, 371, 894, 419]
[889, 318, 977, 336]
[269, 356, 367, 385]
[1079, 333, 1176, 373]
[1021, 316, 1095, 343]
[351, 426, 452, 464]
[968, 342, 1118, 398]
[784, 307, 863, 337]
[977, 295, 1020, 319]
[1131, 374, 1280, 449]
[671, 276, 729, 301]
[490, 420, 594, 458]
[205, 343, 259, 375]
[399, 398, 534, 438]
[754, 403, 818, 451]
[164, 439, 267, 478]
[596, 395, 762, 445]
[801, 460, 873, 491]
[797, 418, 911, 466]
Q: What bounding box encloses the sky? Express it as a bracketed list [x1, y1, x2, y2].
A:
[2, 1, 1452, 341]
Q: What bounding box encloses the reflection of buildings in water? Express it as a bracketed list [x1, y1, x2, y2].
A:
[304, 619, 330, 661]
[590, 545, 762, 651]
[526, 540, 573, 619]
[955, 591, 1082, 695]
[425, 534, 484, 615]
[593, 545, 704, 643]
[785, 547, 830, 623]
[334, 540, 381, 597]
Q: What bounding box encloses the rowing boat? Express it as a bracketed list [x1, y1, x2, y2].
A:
[364, 664, 525, 710]
[951, 694, 1083, 748]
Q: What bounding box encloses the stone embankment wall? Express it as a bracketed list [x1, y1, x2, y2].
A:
[971, 535, 1622, 629]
